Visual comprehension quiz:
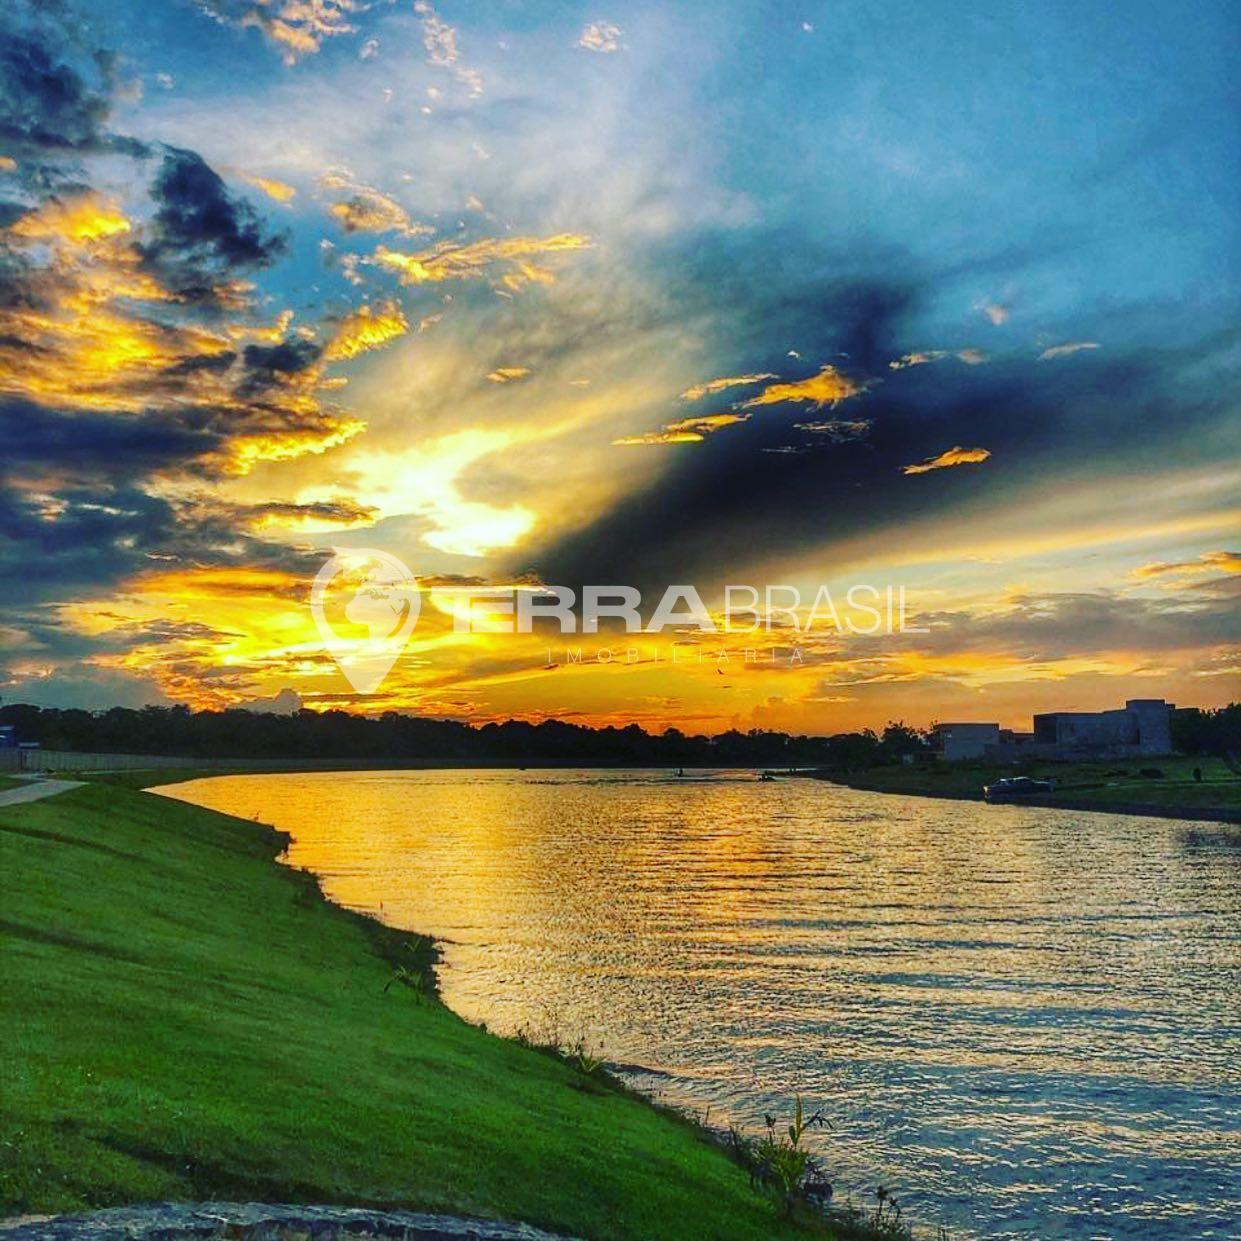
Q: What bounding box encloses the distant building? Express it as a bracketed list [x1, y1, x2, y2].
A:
[932, 722, 1000, 761]
[1032, 699, 1173, 757]
[933, 699, 1175, 762]
[0, 724, 17, 771]
[998, 728, 1035, 748]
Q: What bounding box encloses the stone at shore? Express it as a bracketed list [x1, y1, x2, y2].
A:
[0, 1203, 576, 1241]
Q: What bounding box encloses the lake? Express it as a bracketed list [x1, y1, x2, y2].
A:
[159, 769, 1240, 1239]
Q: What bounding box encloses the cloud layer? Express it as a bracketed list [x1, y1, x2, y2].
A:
[0, 0, 1236, 731]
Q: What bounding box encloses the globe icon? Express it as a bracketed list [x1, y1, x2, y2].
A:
[311, 549, 421, 694]
[344, 580, 412, 640]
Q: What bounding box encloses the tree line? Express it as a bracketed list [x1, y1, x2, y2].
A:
[2, 702, 1233, 766]
[0, 704, 932, 769]
[1170, 703, 1241, 757]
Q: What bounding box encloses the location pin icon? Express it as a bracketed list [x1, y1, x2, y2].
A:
[311, 549, 420, 694]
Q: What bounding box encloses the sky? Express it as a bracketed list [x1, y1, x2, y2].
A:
[0, 0, 1237, 734]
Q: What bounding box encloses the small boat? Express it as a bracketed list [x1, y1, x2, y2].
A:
[759, 772, 776, 782]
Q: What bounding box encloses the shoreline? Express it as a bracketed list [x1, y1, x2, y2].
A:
[801, 771, 1241, 824]
[126, 762, 1241, 826]
[1, 778, 894, 1240]
[16, 764, 1231, 1231]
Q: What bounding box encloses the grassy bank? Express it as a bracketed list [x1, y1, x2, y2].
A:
[0, 782, 871, 1239]
[815, 755, 1241, 819]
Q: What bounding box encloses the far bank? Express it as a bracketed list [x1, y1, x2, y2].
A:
[804, 754, 1241, 823]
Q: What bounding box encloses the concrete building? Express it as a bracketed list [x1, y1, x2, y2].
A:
[998, 728, 1035, 748]
[932, 722, 1001, 761]
[933, 699, 1175, 762]
[1032, 698, 1173, 757]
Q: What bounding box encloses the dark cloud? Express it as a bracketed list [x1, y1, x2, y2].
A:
[0, 479, 183, 594]
[0, 399, 210, 483]
[0, 399, 325, 604]
[0, 5, 146, 161]
[0, 247, 44, 312]
[904, 590, 1241, 661]
[528, 263, 1239, 592]
[0, 32, 110, 153]
[791, 589, 1240, 698]
[245, 498, 376, 526]
[239, 337, 322, 393]
[0, 484, 316, 607]
[163, 350, 239, 376]
[140, 148, 287, 301]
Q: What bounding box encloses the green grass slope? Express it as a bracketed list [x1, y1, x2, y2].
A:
[0, 784, 843, 1240]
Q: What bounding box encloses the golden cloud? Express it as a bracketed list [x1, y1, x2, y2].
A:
[62, 563, 318, 708]
[612, 411, 751, 446]
[324, 301, 409, 360]
[902, 446, 992, 475]
[487, 366, 531, 383]
[219, 417, 366, 475]
[0, 197, 221, 411]
[679, 372, 777, 401]
[666, 412, 748, 434]
[235, 170, 297, 202]
[192, 0, 359, 65]
[372, 233, 591, 290]
[318, 171, 427, 236]
[741, 364, 866, 410]
[612, 430, 705, 445]
[332, 193, 414, 235]
[1133, 550, 1241, 579]
[10, 192, 131, 245]
[0, 196, 365, 474]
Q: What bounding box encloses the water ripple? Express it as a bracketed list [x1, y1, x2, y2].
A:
[162, 769, 1241, 1240]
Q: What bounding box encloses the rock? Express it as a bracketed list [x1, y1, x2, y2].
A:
[0, 1203, 577, 1241]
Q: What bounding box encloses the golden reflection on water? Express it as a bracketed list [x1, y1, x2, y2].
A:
[160, 769, 1241, 1240]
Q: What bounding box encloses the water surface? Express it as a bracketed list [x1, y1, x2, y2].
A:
[160, 769, 1240, 1239]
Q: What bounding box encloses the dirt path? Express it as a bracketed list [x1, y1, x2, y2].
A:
[0, 1203, 575, 1241]
[0, 779, 85, 808]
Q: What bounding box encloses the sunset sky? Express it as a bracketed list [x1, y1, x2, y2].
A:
[1, 0, 1237, 733]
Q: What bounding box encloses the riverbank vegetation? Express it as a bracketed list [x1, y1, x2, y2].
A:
[0, 782, 894, 1239]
